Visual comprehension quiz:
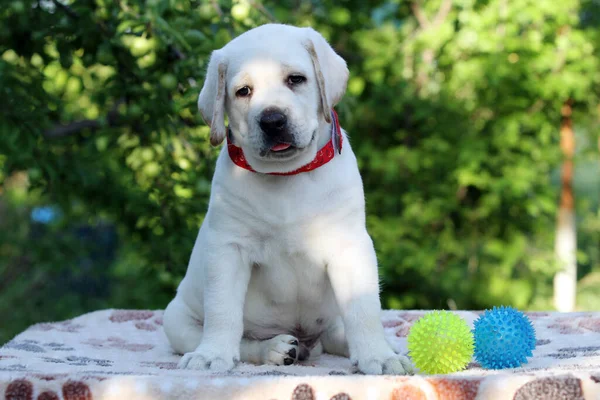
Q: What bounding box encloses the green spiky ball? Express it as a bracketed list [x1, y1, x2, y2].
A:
[407, 311, 474, 374]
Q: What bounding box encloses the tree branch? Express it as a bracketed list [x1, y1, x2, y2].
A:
[250, 1, 277, 22]
[211, 0, 223, 17]
[44, 120, 103, 138]
[411, 0, 453, 30]
[432, 0, 453, 27]
[51, 0, 79, 19]
[43, 98, 124, 139]
[411, 2, 430, 29]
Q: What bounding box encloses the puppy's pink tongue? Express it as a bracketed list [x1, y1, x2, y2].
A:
[271, 143, 291, 152]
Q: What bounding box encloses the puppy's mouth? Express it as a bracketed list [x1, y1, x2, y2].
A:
[260, 143, 298, 159]
[259, 131, 316, 160]
[270, 143, 293, 152]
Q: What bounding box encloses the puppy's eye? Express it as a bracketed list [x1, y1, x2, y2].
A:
[287, 75, 306, 86]
[236, 86, 251, 97]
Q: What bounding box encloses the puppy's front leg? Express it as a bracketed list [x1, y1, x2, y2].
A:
[326, 231, 415, 375]
[178, 244, 250, 372]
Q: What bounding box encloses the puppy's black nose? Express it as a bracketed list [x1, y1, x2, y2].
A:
[259, 110, 287, 137]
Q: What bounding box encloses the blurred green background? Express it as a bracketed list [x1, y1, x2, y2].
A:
[1, 0, 600, 344]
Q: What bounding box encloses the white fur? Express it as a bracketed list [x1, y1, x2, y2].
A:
[163, 23, 414, 375]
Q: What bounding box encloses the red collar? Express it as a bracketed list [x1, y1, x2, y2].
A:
[227, 110, 343, 176]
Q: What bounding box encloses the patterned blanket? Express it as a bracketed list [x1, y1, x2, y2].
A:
[1, 309, 599, 399]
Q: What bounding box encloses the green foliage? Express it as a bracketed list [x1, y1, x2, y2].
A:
[1, 0, 599, 343]
[347, 0, 600, 310]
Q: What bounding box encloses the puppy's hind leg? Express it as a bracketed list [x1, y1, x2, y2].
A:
[321, 316, 350, 358]
[163, 296, 204, 354]
[164, 297, 299, 366]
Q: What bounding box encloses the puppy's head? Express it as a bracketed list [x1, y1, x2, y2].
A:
[198, 24, 349, 174]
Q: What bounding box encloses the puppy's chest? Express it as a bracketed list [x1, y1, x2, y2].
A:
[246, 251, 336, 340]
[250, 244, 328, 302]
[242, 215, 339, 336]
[246, 229, 334, 308]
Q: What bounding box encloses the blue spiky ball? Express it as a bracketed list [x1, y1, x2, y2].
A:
[473, 306, 536, 369]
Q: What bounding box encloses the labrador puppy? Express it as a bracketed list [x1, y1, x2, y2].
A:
[163, 23, 414, 375]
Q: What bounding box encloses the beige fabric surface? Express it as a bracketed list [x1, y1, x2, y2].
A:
[1, 309, 600, 399]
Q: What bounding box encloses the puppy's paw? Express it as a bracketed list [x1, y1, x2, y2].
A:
[260, 334, 299, 366]
[178, 348, 238, 372]
[355, 353, 415, 375]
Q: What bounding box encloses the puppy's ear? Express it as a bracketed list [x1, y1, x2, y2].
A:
[198, 50, 228, 146]
[303, 28, 349, 123]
